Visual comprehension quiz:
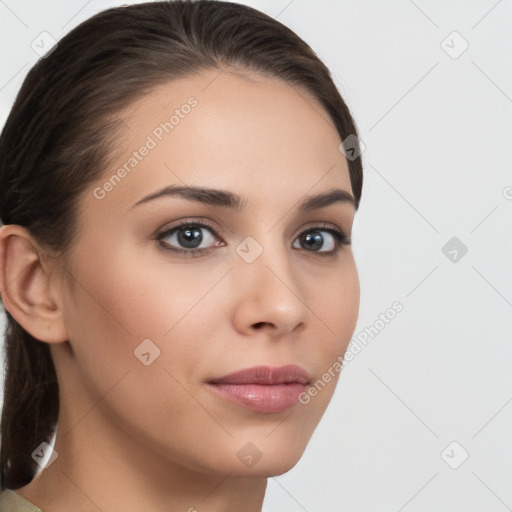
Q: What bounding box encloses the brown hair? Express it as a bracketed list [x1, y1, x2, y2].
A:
[0, 0, 363, 490]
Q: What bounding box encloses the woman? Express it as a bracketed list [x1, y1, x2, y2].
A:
[0, 1, 363, 510]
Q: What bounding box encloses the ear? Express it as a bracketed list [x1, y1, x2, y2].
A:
[0, 224, 68, 343]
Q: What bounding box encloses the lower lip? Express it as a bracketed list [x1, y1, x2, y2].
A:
[206, 383, 307, 413]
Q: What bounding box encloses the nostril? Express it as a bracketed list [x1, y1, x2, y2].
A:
[253, 322, 266, 329]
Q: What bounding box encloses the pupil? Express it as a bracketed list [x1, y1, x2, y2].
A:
[303, 232, 323, 251]
[178, 227, 202, 248]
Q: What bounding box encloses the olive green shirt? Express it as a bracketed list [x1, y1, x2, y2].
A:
[0, 489, 43, 511]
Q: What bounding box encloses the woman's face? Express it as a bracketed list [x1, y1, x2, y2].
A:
[53, 68, 360, 477]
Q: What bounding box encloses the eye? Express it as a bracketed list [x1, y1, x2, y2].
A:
[292, 225, 351, 255]
[155, 220, 350, 258]
[156, 220, 225, 256]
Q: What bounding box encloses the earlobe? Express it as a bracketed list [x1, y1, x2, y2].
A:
[0, 224, 68, 343]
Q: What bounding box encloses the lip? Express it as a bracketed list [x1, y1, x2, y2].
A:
[206, 365, 310, 413]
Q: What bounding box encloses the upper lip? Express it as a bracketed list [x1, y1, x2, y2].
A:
[208, 365, 310, 385]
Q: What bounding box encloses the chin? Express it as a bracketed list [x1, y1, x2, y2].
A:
[170, 426, 312, 479]
[206, 449, 306, 478]
[245, 450, 305, 478]
[226, 428, 314, 477]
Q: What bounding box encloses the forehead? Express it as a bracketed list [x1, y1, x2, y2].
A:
[88, 68, 352, 214]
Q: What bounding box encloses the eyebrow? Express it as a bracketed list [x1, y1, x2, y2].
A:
[130, 185, 356, 213]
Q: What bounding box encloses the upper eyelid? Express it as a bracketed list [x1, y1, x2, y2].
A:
[156, 219, 221, 239]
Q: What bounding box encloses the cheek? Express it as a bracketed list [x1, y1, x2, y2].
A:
[67, 239, 214, 333]
[334, 264, 360, 346]
[62, 244, 227, 380]
[59, 249, 225, 449]
[314, 255, 360, 343]
[300, 257, 359, 389]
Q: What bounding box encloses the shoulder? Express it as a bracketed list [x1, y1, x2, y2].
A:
[0, 489, 43, 512]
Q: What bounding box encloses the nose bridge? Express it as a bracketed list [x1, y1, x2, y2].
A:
[231, 231, 309, 334]
[236, 231, 293, 290]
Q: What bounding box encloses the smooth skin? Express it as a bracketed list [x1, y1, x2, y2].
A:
[0, 68, 360, 512]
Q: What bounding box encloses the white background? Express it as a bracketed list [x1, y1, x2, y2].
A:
[1, 1, 511, 510]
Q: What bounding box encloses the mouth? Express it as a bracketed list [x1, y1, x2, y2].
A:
[206, 365, 311, 413]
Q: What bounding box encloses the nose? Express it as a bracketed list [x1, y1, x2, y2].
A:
[230, 242, 310, 338]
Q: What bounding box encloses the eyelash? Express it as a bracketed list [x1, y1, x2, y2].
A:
[155, 219, 351, 258]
